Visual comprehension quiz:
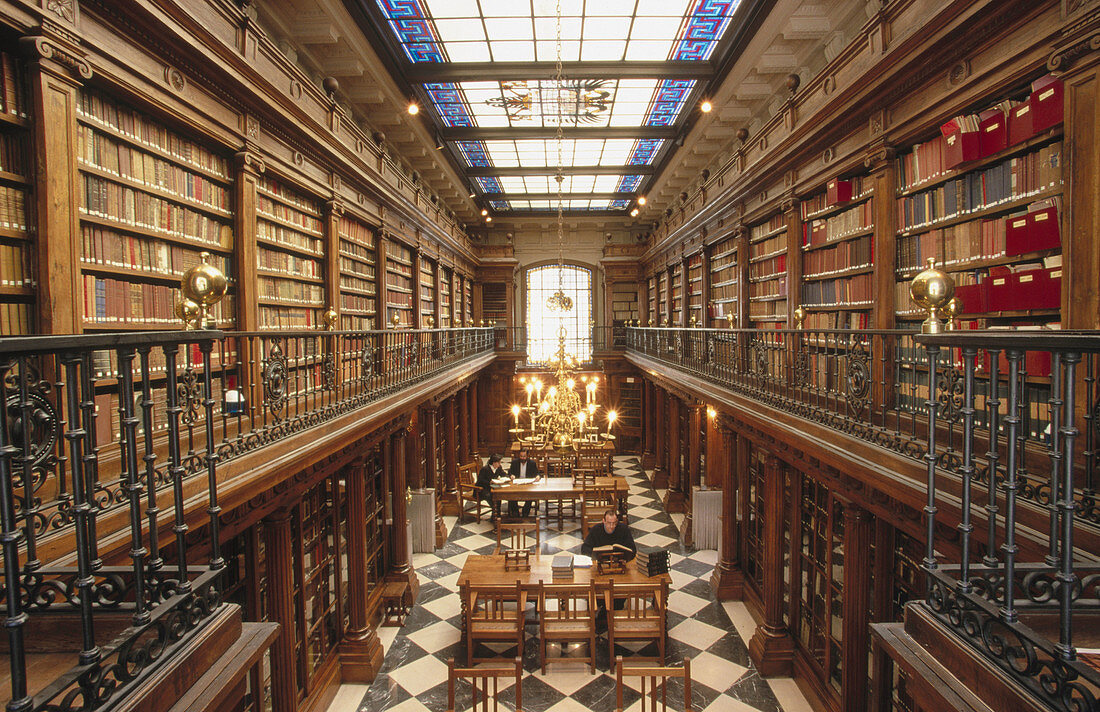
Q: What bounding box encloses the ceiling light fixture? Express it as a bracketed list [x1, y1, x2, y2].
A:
[407, 101, 419, 115]
[630, 208, 639, 217]
[637, 195, 647, 206]
[486, 216, 492, 222]
[700, 99, 713, 113]
[468, 191, 476, 199]
[434, 133, 445, 150]
[481, 208, 488, 216]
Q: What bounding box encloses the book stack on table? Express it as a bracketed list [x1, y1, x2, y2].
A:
[636, 548, 669, 577]
[551, 553, 574, 581]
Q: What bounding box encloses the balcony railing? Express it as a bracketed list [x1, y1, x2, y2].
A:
[0, 327, 493, 711]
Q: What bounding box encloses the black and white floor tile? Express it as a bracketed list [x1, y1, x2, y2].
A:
[325, 456, 812, 712]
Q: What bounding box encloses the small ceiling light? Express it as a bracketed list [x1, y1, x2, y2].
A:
[481, 208, 488, 216]
[630, 208, 639, 217]
[434, 134, 444, 150]
[468, 191, 476, 199]
[700, 99, 713, 113]
[485, 216, 492, 222]
[637, 195, 647, 206]
[407, 102, 419, 115]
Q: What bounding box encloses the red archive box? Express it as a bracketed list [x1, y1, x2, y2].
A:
[1030, 74, 1064, 133]
[1004, 213, 1031, 256]
[827, 178, 852, 205]
[942, 126, 980, 168]
[984, 345, 1052, 377]
[954, 282, 989, 314]
[1012, 266, 1061, 310]
[979, 109, 1008, 156]
[1027, 206, 1061, 250]
[1008, 101, 1034, 145]
[987, 267, 1013, 311]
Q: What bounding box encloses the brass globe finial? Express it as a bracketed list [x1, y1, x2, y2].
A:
[648, 318, 654, 327]
[479, 319, 485, 327]
[664, 318, 670, 327]
[323, 307, 338, 330]
[689, 314, 697, 328]
[726, 312, 735, 329]
[426, 314, 435, 329]
[793, 306, 806, 329]
[910, 257, 955, 335]
[180, 251, 227, 328]
[943, 297, 961, 331]
[390, 311, 402, 328]
[175, 297, 202, 330]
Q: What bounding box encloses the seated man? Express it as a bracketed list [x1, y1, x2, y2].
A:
[506, 448, 540, 518]
[581, 509, 637, 633]
[475, 454, 505, 521]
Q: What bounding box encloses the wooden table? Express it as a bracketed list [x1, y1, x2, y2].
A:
[508, 440, 616, 460]
[458, 553, 670, 593]
[489, 476, 628, 516]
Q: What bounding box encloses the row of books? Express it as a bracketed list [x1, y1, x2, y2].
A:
[802, 311, 869, 330]
[800, 177, 871, 219]
[77, 89, 230, 179]
[386, 272, 413, 290]
[635, 548, 669, 576]
[749, 253, 786, 282]
[711, 281, 738, 301]
[87, 341, 240, 378]
[0, 132, 29, 176]
[258, 276, 324, 305]
[750, 234, 786, 262]
[750, 277, 788, 298]
[82, 175, 231, 246]
[339, 240, 376, 264]
[0, 184, 28, 231]
[83, 275, 235, 325]
[750, 214, 786, 242]
[896, 217, 1009, 275]
[0, 242, 32, 287]
[255, 195, 323, 235]
[385, 290, 414, 308]
[387, 260, 414, 278]
[78, 125, 232, 212]
[256, 219, 322, 255]
[81, 226, 232, 279]
[799, 273, 873, 308]
[749, 300, 786, 320]
[340, 292, 376, 313]
[386, 241, 413, 264]
[340, 274, 375, 295]
[802, 200, 874, 247]
[0, 52, 29, 119]
[897, 143, 1062, 232]
[257, 247, 321, 279]
[258, 176, 321, 216]
[0, 300, 31, 334]
[257, 305, 321, 330]
[338, 216, 375, 251]
[341, 314, 375, 331]
[802, 236, 872, 278]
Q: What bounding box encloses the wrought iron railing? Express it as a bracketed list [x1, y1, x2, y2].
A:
[916, 331, 1100, 712]
[0, 326, 493, 711]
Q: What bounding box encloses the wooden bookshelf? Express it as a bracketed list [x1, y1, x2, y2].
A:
[439, 267, 452, 328]
[0, 48, 33, 334]
[647, 276, 657, 326]
[419, 254, 436, 326]
[670, 264, 683, 326]
[686, 253, 703, 325]
[337, 213, 377, 331]
[255, 175, 323, 330]
[610, 282, 638, 325]
[799, 176, 874, 330]
[463, 275, 473, 326]
[748, 213, 787, 324]
[384, 238, 414, 328]
[709, 234, 738, 327]
[76, 87, 236, 330]
[657, 271, 668, 324]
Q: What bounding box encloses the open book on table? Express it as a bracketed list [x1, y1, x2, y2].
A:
[591, 543, 633, 555]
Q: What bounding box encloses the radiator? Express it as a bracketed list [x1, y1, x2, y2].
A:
[409, 488, 436, 553]
[692, 486, 722, 550]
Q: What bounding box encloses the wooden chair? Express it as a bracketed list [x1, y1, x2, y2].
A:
[576, 453, 608, 476]
[463, 581, 527, 665]
[581, 484, 619, 537]
[538, 581, 598, 674]
[571, 468, 598, 487]
[495, 519, 540, 554]
[458, 462, 488, 523]
[606, 579, 668, 664]
[446, 656, 523, 712]
[614, 656, 692, 712]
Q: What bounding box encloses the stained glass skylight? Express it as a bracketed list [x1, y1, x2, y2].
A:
[370, 0, 747, 212]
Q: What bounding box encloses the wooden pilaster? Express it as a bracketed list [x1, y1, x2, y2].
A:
[748, 455, 794, 676]
[339, 461, 383, 682]
[842, 504, 874, 712]
[262, 509, 298, 712]
[389, 427, 420, 597]
[710, 424, 743, 599]
[664, 394, 686, 513]
[681, 404, 703, 545]
[641, 381, 655, 470]
[440, 396, 460, 515]
[652, 386, 668, 489]
[469, 380, 479, 458]
[457, 387, 470, 465]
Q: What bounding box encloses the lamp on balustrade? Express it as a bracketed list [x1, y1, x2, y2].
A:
[323, 307, 338, 330]
[910, 257, 955, 335]
[793, 306, 806, 330]
[180, 251, 227, 329]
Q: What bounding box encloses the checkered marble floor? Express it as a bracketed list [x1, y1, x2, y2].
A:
[333, 456, 811, 712]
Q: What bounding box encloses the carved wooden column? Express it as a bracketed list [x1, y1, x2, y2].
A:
[870, 518, 896, 712]
[652, 387, 668, 489]
[748, 455, 794, 676]
[262, 509, 298, 712]
[469, 381, 480, 459]
[388, 426, 420, 598]
[842, 504, 873, 712]
[664, 394, 686, 513]
[641, 381, 655, 470]
[457, 387, 470, 466]
[710, 421, 743, 599]
[423, 407, 447, 547]
[406, 410, 423, 490]
[340, 460, 384, 682]
[441, 396, 460, 515]
[680, 404, 703, 544]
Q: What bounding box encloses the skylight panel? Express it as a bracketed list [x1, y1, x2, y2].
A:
[433, 18, 485, 42]
[485, 17, 535, 41]
[423, 0, 480, 17]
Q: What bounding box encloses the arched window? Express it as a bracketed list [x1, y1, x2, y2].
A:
[525, 264, 592, 364]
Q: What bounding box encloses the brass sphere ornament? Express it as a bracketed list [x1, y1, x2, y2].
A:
[910, 257, 956, 335]
[322, 307, 338, 330]
[180, 251, 227, 327]
[793, 306, 806, 330]
[391, 311, 402, 328]
[943, 297, 961, 331]
[726, 313, 735, 329]
[426, 314, 435, 328]
[689, 314, 698, 328]
[175, 297, 202, 330]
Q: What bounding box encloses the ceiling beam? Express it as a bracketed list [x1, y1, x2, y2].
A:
[465, 165, 655, 177]
[482, 210, 629, 218]
[484, 192, 634, 201]
[441, 126, 677, 141]
[405, 61, 715, 82]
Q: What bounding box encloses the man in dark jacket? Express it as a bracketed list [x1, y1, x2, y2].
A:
[581, 509, 636, 560]
[475, 454, 504, 520]
[506, 448, 540, 517]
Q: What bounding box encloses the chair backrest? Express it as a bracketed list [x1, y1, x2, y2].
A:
[447, 656, 523, 712]
[538, 581, 596, 626]
[458, 462, 479, 487]
[576, 453, 608, 475]
[572, 468, 598, 487]
[464, 580, 526, 621]
[582, 483, 617, 510]
[606, 579, 666, 624]
[546, 456, 571, 477]
[496, 520, 540, 553]
[614, 656, 692, 712]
